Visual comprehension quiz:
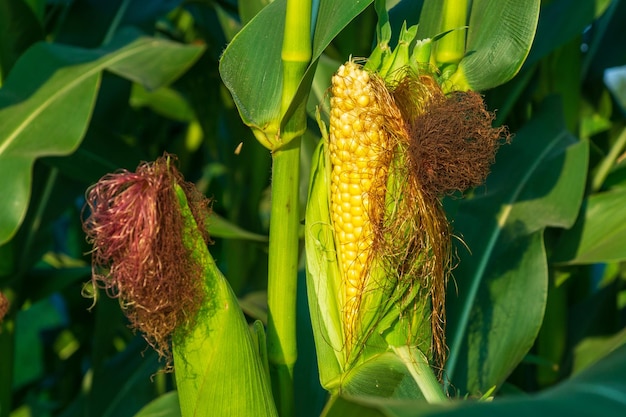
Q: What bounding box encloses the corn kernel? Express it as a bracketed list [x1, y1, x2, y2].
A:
[329, 61, 390, 340]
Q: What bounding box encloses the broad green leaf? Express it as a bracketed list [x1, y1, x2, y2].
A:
[445, 98, 589, 394]
[86, 296, 162, 417]
[413, 2, 455, 43]
[134, 392, 181, 417]
[0, 0, 43, 83]
[552, 187, 626, 264]
[325, 344, 626, 417]
[96, 348, 162, 417]
[449, 0, 540, 90]
[208, 213, 268, 242]
[573, 327, 626, 375]
[239, 0, 272, 26]
[173, 185, 277, 417]
[323, 395, 386, 417]
[0, 30, 204, 245]
[525, 0, 596, 67]
[129, 84, 195, 122]
[13, 296, 65, 388]
[218, 0, 290, 137]
[219, 0, 374, 144]
[105, 32, 203, 90]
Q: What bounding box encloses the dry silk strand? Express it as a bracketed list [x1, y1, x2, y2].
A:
[329, 61, 398, 344]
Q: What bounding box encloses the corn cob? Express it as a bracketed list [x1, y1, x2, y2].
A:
[329, 61, 394, 343]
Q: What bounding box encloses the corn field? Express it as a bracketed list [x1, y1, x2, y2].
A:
[1, 1, 626, 416]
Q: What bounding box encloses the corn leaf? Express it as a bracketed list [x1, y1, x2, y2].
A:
[444, 98, 588, 394]
[133, 391, 181, 417]
[572, 327, 626, 375]
[323, 344, 626, 417]
[0, 29, 204, 245]
[0, 0, 43, 82]
[219, 0, 373, 138]
[208, 212, 268, 242]
[173, 184, 277, 417]
[552, 187, 626, 264]
[418, 0, 540, 91]
[454, 0, 540, 90]
[525, 0, 597, 67]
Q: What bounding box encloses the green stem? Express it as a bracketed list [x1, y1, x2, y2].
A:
[266, 2, 312, 416]
[277, 0, 312, 146]
[592, 127, 626, 192]
[392, 346, 448, 403]
[267, 138, 302, 417]
[435, 0, 468, 65]
[101, 0, 132, 45]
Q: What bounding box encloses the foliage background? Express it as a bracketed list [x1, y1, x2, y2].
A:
[1, 0, 625, 416]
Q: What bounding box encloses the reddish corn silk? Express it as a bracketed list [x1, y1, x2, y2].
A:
[82, 155, 211, 363]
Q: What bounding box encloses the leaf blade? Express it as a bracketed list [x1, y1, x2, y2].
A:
[445, 98, 588, 393]
[0, 32, 203, 244]
[450, 0, 540, 90]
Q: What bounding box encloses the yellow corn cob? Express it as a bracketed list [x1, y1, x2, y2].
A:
[329, 61, 391, 342]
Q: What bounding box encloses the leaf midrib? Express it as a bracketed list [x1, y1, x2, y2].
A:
[0, 40, 150, 157]
[445, 131, 567, 383]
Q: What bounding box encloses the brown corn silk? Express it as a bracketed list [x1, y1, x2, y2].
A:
[328, 61, 508, 369]
[82, 155, 211, 365]
[0, 291, 8, 323]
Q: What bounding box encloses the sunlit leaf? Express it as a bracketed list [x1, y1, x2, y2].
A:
[0, 29, 204, 245]
[572, 327, 626, 375]
[208, 213, 268, 242]
[552, 187, 626, 264]
[342, 352, 422, 399]
[173, 185, 277, 417]
[450, 0, 540, 90]
[304, 140, 344, 389]
[134, 391, 181, 417]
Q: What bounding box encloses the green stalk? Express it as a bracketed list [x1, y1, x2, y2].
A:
[267, 140, 301, 417]
[435, 0, 468, 65]
[392, 346, 448, 403]
[592, 126, 626, 192]
[266, 1, 312, 416]
[101, 0, 132, 45]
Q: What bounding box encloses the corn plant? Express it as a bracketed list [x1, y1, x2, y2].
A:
[2, 1, 626, 417]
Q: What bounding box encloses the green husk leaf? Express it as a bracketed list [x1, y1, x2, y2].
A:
[304, 138, 344, 390]
[172, 184, 277, 417]
[342, 352, 422, 399]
